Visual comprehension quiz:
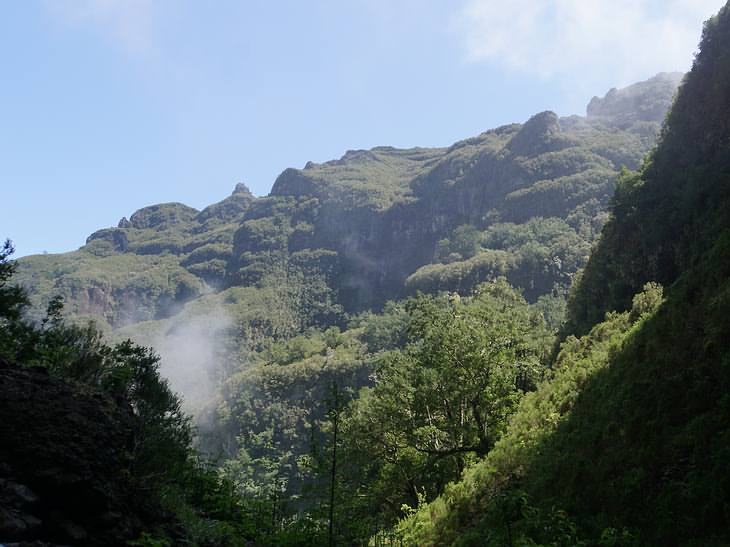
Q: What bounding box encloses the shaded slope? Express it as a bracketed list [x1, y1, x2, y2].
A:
[565, 12, 730, 337]
[398, 4, 730, 545]
[0, 361, 141, 545]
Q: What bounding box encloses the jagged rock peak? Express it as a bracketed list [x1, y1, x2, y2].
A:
[232, 182, 253, 196]
[507, 111, 563, 157]
[270, 168, 318, 197]
[587, 72, 684, 125]
[197, 184, 255, 223]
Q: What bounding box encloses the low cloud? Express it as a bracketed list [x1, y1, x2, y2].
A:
[152, 309, 233, 413]
[455, 0, 725, 86]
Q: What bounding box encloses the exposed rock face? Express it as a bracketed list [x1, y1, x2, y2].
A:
[227, 75, 684, 309]
[506, 111, 569, 157]
[197, 182, 255, 223]
[587, 72, 684, 126]
[67, 282, 116, 319]
[16, 73, 685, 323]
[85, 228, 129, 252]
[0, 362, 142, 546]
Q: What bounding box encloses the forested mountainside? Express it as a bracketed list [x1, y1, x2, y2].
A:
[4, 70, 690, 546]
[6, 6, 730, 543]
[0, 242, 255, 546]
[396, 5, 730, 546]
[15, 72, 680, 331]
[3, 71, 684, 544]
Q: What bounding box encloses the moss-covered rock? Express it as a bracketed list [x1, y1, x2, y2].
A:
[129, 203, 199, 230]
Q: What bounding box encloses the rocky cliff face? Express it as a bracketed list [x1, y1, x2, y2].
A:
[16, 74, 682, 324]
[233, 74, 680, 309]
[14, 185, 254, 328]
[586, 72, 684, 126]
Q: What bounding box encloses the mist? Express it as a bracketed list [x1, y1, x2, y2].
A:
[150, 308, 233, 413]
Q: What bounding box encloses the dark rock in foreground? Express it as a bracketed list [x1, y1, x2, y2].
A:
[0, 361, 143, 546]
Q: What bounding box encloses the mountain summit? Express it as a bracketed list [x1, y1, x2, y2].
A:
[587, 72, 684, 126]
[15, 73, 682, 329]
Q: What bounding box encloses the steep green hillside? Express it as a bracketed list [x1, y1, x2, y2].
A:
[563, 35, 730, 337]
[14, 184, 254, 328]
[9, 70, 690, 546]
[0, 242, 256, 546]
[16, 74, 680, 329]
[396, 5, 730, 545]
[253, 90, 675, 309]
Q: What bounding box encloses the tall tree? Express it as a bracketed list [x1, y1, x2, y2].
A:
[341, 280, 549, 525]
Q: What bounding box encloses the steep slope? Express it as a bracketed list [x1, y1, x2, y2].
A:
[564, 46, 729, 336]
[397, 5, 730, 545]
[15, 74, 680, 328]
[14, 184, 254, 328]
[233, 74, 679, 310]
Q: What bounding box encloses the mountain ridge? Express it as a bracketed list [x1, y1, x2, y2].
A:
[394, 6, 730, 544]
[15, 73, 681, 331]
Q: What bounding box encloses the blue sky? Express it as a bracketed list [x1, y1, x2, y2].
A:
[2, 0, 724, 257]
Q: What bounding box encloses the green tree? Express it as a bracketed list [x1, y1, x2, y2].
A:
[340, 280, 549, 528]
[0, 240, 28, 323]
[435, 224, 483, 263]
[0, 239, 251, 544]
[450, 224, 483, 259]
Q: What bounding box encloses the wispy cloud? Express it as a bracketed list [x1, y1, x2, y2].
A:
[45, 0, 158, 57]
[455, 0, 726, 85]
[152, 309, 232, 413]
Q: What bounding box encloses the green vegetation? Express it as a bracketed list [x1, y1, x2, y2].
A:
[13, 30, 729, 546]
[17, 72, 678, 319]
[407, 217, 590, 300]
[16, 251, 203, 329]
[336, 282, 550, 534]
[395, 283, 663, 545]
[272, 146, 447, 210]
[394, 6, 730, 545]
[13, 184, 254, 328]
[0, 241, 256, 545]
[184, 280, 553, 545]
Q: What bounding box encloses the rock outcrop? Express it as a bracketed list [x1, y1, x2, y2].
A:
[129, 203, 199, 230]
[587, 72, 684, 127]
[197, 182, 255, 223]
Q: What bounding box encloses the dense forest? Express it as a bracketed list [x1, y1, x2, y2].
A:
[2, 3, 730, 546]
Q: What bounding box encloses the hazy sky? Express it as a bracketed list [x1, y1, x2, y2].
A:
[2, 0, 724, 257]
